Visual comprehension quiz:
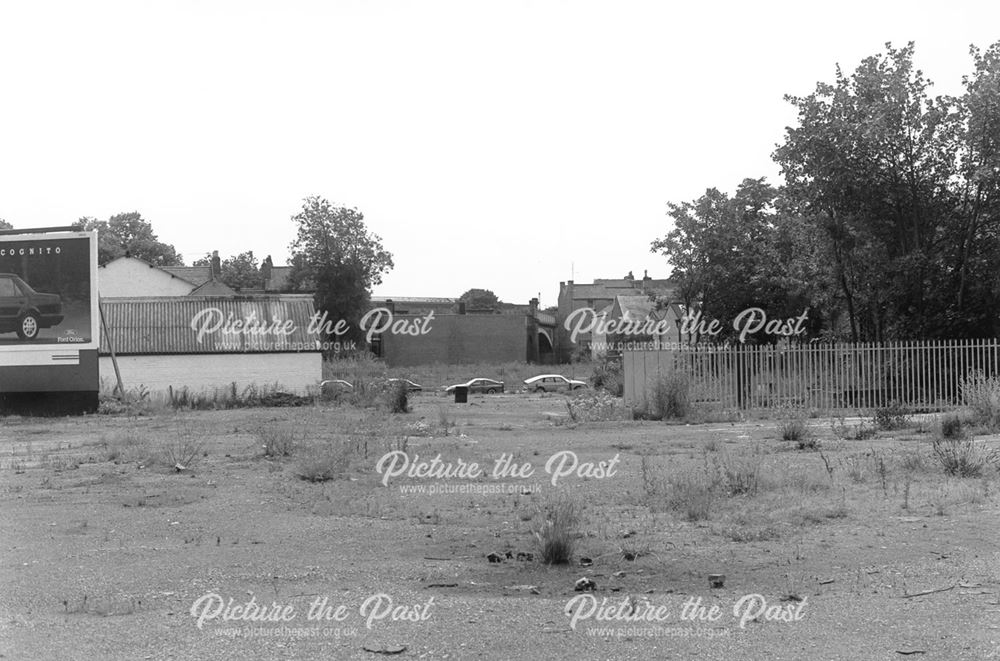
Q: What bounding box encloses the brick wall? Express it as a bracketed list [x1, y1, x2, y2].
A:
[380, 314, 527, 367]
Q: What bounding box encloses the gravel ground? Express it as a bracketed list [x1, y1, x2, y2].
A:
[1, 397, 998, 660]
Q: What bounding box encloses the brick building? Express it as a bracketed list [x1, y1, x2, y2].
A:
[555, 271, 677, 362]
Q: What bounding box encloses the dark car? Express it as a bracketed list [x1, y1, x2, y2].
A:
[387, 378, 423, 392]
[444, 378, 505, 394]
[0, 273, 63, 340]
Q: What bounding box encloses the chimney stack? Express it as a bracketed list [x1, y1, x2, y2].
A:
[210, 250, 221, 280]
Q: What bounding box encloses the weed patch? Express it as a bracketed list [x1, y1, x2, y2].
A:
[531, 494, 582, 564]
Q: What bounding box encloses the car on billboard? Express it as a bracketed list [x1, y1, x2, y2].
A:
[0, 273, 64, 340]
[523, 374, 588, 393]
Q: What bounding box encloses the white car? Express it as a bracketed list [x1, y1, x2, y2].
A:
[523, 374, 588, 393]
[319, 379, 354, 395]
[444, 378, 505, 394]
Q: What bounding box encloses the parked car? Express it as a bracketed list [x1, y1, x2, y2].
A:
[319, 379, 354, 395]
[0, 273, 63, 340]
[523, 374, 588, 393]
[387, 378, 423, 392]
[444, 378, 505, 394]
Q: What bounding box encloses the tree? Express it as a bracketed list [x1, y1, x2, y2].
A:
[459, 288, 501, 310]
[287, 196, 394, 346]
[0, 219, 12, 230]
[74, 212, 183, 266]
[658, 41, 1000, 343]
[774, 41, 1000, 339]
[651, 179, 815, 343]
[193, 250, 265, 290]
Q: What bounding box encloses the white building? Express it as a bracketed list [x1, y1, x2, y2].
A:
[97, 258, 321, 396]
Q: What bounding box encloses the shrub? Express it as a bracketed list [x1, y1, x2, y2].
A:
[898, 449, 927, 474]
[646, 371, 691, 420]
[830, 416, 876, 441]
[931, 437, 998, 478]
[939, 413, 966, 439]
[961, 370, 1000, 429]
[531, 494, 581, 564]
[664, 471, 716, 521]
[257, 424, 299, 458]
[383, 380, 409, 414]
[641, 455, 717, 521]
[165, 382, 309, 410]
[103, 430, 153, 464]
[567, 391, 630, 422]
[295, 443, 352, 482]
[709, 447, 762, 496]
[778, 411, 814, 448]
[872, 403, 910, 431]
[162, 433, 206, 469]
[591, 359, 624, 397]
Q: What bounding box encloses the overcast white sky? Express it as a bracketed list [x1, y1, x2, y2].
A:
[1, 1, 997, 305]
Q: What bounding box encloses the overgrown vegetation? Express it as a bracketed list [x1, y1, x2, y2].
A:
[778, 408, 815, 448]
[939, 413, 967, 440]
[567, 391, 630, 422]
[932, 437, 998, 478]
[830, 415, 876, 441]
[168, 383, 312, 410]
[872, 403, 910, 431]
[641, 446, 765, 521]
[961, 370, 1000, 430]
[637, 371, 691, 420]
[383, 380, 410, 413]
[591, 358, 624, 397]
[530, 494, 581, 564]
[257, 424, 301, 458]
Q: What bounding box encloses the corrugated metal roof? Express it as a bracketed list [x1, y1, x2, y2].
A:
[370, 296, 456, 304]
[99, 296, 321, 354]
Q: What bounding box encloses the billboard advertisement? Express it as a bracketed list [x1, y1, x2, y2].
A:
[0, 231, 99, 353]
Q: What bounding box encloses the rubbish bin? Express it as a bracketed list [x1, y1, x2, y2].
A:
[454, 386, 469, 403]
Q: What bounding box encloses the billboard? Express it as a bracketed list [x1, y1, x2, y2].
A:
[0, 231, 99, 356]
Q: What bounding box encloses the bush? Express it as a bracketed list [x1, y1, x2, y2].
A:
[646, 371, 691, 420]
[939, 413, 966, 439]
[257, 424, 299, 457]
[961, 370, 1000, 429]
[931, 437, 998, 478]
[166, 382, 310, 410]
[162, 433, 206, 469]
[664, 471, 716, 521]
[103, 430, 154, 465]
[591, 359, 624, 397]
[383, 380, 409, 414]
[709, 447, 762, 496]
[778, 411, 814, 448]
[872, 403, 910, 431]
[567, 391, 630, 422]
[830, 416, 876, 441]
[295, 443, 352, 482]
[531, 494, 581, 564]
[641, 455, 718, 521]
